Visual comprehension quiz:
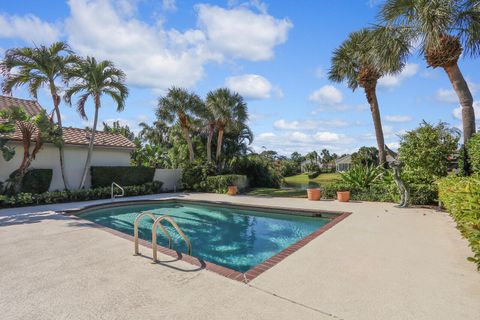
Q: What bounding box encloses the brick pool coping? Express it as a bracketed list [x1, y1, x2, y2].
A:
[63, 199, 352, 283]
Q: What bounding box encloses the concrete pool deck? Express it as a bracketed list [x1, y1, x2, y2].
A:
[1, 193, 479, 319]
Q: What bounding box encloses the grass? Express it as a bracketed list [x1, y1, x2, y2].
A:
[245, 172, 341, 198]
[245, 188, 307, 198]
[283, 173, 341, 186]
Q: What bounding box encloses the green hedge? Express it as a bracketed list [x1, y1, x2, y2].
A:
[205, 175, 248, 194]
[0, 181, 163, 208]
[467, 134, 480, 174]
[321, 181, 437, 205]
[307, 171, 321, 179]
[438, 175, 480, 270]
[21, 169, 53, 194]
[90, 166, 155, 188]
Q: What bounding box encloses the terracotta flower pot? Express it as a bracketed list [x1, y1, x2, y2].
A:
[227, 185, 237, 196]
[337, 191, 350, 202]
[307, 188, 321, 201]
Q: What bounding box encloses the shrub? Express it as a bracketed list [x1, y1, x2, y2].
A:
[229, 155, 280, 188]
[20, 169, 53, 194]
[0, 181, 163, 208]
[307, 171, 321, 179]
[340, 165, 383, 188]
[399, 122, 459, 184]
[181, 162, 216, 191]
[90, 166, 155, 188]
[467, 134, 480, 174]
[205, 175, 248, 193]
[438, 175, 480, 270]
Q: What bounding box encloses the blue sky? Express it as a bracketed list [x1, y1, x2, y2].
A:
[1, 0, 478, 155]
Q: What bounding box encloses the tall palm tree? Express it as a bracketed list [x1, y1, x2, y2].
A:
[64, 57, 128, 189]
[329, 28, 411, 165]
[1, 42, 77, 190]
[156, 87, 203, 162]
[197, 106, 217, 163]
[205, 88, 248, 163]
[381, 0, 480, 142]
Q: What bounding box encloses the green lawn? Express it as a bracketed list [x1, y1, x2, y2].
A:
[245, 188, 307, 198]
[283, 173, 341, 186]
[245, 173, 341, 198]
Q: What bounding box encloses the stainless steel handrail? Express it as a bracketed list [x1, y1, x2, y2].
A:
[133, 211, 172, 255]
[111, 182, 125, 201]
[152, 215, 192, 262]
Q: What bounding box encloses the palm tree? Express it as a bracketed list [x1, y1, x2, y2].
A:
[0, 106, 59, 192]
[1, 42, 77, 189]
[64, 57, 128, 189]
[381, 0, 480, 142]
[138, 120, 170, 146]
[197, 106, 217, 163]
[329, 28, 411, 165]
[205, 88, 248, 163]
[156, 87, 203, 162]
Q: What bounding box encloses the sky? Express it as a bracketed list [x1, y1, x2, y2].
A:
[0, 0, 479, 156]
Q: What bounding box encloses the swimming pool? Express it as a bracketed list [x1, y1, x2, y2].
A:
[77, 200, 344, 274]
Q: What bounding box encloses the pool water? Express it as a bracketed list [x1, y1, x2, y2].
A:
[79, 201, 330, 272]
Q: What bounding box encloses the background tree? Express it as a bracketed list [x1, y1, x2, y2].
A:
[157, 87, 202, 163]
[1, 42, 77, 189]
[0, 106, 60, 193]
[205, 88, 247, 164]
[138, 120, 170, 146]
[0, 118, 15, 161]
[65, 57, 128, 189]
[329, 27, 411, 165]
[381, 0, 479, 142]
[102, 120, 134, 141]
[352, 146, 380, 166]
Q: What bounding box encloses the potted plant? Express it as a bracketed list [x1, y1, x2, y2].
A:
[307, 188, 321, 201]
[227, 185, 237, 196]
[337, 191, 350, 202]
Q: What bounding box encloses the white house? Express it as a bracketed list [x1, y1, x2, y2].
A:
[335, 154, 397, 172]
[0, 96, 136, 191]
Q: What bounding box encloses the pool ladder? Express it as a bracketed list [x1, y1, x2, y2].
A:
[133, 211, 192, 263]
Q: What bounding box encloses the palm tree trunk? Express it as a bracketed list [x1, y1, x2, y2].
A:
[364, 84, 386, 166]
[79, 97, 100, 189]
[443, 63, 476, 143]
[207, 123, 214, 162]
[216, 127, 224, 162]
[182, 126, 194, 162]
[51, 91, 70, 190]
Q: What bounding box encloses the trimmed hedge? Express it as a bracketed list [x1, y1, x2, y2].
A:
[0, 181, 163, 208]
[438, 175, 480, 270]
[91, 166, 155, 188]
[21, 169, 53, 194]
[307, 171, 321, 179]
[205, 175, 248, 194]
[467, 134, 480, 174]
[321, 181, 437, 205]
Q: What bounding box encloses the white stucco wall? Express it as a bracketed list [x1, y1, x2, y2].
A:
[153, 169, 182, 191]
[0, 143, 133, 191]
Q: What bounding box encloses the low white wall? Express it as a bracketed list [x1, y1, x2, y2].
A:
[0, 142, 133, 191]
[153, 169, 182, 192]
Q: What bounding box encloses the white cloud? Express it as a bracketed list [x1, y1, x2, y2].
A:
[162, 0, 177, 11]
[308, 85, 343, 105]
[314, 131, 344, 142]
[0, 14, 62, 44]
[274, 118, 348, 130]
[436, 88, 458, 103]
[63, 0, 291, 92]
[384, 115, 413, 123]
[196, 4, 292, 61]
[452, 102, 480, 122]
[378, 63, 419, 88]
[314, 66, 325, 79]
[225, 74, 281, 99]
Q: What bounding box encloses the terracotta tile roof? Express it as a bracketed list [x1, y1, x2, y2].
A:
[0, 95, 44, 116]
[0, 96, 136, 150]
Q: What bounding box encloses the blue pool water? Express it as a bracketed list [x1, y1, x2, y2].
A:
[79, 201, 330, 272]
